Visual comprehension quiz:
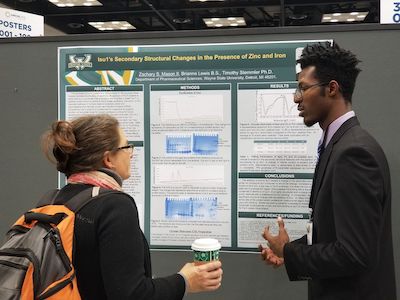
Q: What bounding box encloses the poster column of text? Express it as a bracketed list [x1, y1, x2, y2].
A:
[65, 85, 146, 229]
[237, 82, 321, 248]
[149, 84, 232, 247]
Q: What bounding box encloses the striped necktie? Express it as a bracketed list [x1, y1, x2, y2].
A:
[317, 140, 325, 161]
[317, 131, 327, 162]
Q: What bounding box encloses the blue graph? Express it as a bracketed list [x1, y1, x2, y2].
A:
[166, 135, 191, 154]
[192, 134, 218, 155]
[165, 197, 218, 219]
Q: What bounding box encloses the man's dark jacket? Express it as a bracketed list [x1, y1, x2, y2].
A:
[284, 117, 396, 300]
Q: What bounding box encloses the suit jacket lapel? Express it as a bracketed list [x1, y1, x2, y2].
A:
[309, 117, 360, 209]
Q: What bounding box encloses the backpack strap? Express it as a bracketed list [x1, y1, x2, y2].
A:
[63, 187, 122, 213]
[24, 211, 66, 225]
[36, 189, 61, 207]
[37, 187, 122, 213]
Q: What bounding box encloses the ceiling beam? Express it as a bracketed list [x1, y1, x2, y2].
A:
[140, 0, 176, 30]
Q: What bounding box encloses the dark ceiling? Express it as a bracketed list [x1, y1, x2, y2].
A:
[0, 0, 380, 34]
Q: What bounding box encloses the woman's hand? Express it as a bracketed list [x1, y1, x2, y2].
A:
[179, 260, 223, 293]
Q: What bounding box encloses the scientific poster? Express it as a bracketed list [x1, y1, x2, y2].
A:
[58, 39, 329, 250]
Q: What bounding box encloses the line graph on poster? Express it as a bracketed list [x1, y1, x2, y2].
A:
[256, 91, 298, 122]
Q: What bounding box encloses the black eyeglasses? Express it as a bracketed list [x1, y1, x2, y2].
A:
[294, 82, 328, 99]
[113, 144, 134, 153]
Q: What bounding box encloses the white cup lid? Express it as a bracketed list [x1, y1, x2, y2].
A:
[191, 238, 221, 251]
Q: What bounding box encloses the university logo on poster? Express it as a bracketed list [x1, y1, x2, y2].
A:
[68, 54, 93, 70]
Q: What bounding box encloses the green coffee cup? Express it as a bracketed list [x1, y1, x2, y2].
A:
[191, 238, 221, 265]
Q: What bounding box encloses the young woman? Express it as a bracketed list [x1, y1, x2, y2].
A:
[42, 114, 222, 300]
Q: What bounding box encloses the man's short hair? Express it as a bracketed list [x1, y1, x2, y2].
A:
[297, 41, 361, 102]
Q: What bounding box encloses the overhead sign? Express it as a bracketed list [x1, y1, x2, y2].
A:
[0, 7, 44, 38]
[380, 0, 400, 24]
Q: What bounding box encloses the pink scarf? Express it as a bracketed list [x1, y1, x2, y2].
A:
[67, 170, 122, 191]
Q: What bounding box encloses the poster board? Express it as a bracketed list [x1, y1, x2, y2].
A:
[58, 40, 329, 251]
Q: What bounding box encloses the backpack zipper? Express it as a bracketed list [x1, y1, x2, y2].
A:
[0, 248, 41, 298]
[7, 225, 30, 235]
[0, 258, 28, 270]
[37, 270, 76, 300]
[48, 227, 72, 272]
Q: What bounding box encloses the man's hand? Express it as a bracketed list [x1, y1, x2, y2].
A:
[259, 244, 284, 268]
[262, 217, 289, 258]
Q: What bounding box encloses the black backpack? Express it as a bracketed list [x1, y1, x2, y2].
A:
[0, 186, 116, 299]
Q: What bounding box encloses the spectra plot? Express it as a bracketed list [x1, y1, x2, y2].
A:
[256, 91, 297, 122]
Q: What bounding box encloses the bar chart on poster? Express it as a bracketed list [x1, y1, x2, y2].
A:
[58, 40, 329, 250]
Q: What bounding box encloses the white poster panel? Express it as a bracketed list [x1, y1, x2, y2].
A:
[0, 7, 44, 38]
[380, 0, 400, 24]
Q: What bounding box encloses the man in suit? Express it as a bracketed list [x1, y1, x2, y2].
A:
[260, 42, 396, 299]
